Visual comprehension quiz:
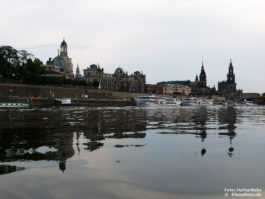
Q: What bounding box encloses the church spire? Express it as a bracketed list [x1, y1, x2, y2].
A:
[199, 61, 207, 87]
[76, 64, 81, 78]
[227, 59, 235, 83]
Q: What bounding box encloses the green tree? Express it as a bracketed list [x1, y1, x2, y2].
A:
[21, 58, 45, 83]
[0, 46, 19, 79]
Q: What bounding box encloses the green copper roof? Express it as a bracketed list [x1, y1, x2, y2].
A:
[52, 56, 67, 68]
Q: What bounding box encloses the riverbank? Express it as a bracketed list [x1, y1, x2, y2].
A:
[0, 83, 147, 99]
[0, 83, 148, 107]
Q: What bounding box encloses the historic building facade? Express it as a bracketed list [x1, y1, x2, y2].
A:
[146, 84, 164, 94]
[218, 60, 242, 99]
[189, 63, 215, 95]
[163, 84, 191, 95]
[158, 63, 215, 96]
[83, 64, 103, 84]
[100, 68, 146, 93]
[44, 40, 74, 78]
[83, 66, 146, 93]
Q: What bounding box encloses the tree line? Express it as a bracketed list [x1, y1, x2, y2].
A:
[0, 45, 92, 87]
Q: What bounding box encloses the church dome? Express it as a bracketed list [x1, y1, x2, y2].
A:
[114, 67, 124, 75]
[52, 56, 67, 68]
[134, 71, 141, 75]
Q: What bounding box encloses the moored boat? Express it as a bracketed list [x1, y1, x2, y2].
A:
[158, 97, 181, 106]
[55, 98, 72, 105]
[137, 95, 157, 105]
[0, 102, 29, 108]
[198, 98, 213, 106]
[181, 98, 198, 106]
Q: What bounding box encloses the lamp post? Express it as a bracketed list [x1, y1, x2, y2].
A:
[49, 90, 54, 99]
[9, 89, 13, 97]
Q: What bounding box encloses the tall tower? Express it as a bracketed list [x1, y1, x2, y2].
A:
[76, 64, 81, 78]
[60, 39, 68, 57]
[195, 75, 198, 83]
[227, 59, 235, 83]
[199, 62, 207, 87]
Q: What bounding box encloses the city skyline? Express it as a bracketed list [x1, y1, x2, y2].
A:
[1, 0, 265, 93]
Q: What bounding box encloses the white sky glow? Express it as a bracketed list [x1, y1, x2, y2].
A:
[1, 0, 265, 92]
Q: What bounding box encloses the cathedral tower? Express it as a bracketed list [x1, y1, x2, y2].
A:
[60, 39, 68, 57]
[199, 62, 207, 87]
[227, 59, 235, 83]
[76, 64, 81, 78]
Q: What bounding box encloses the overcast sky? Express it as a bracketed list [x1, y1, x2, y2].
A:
[1, 0, 265, 92]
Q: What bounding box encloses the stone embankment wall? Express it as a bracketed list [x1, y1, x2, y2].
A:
[0, 83, 148, 107]
[29, 99, 136, 107]
[0, 83, 109, 99]
[0, 83, 148, 99]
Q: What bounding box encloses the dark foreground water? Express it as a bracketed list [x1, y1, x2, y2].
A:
[0, 105, 264, 199]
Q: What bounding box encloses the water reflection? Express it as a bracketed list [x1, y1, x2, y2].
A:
[0, 108, 148, 173]
[0, 165, 25, 175]
[0, 106, 241, 173]
[218, 106, 237, 157]
[0, 105, 265, 199]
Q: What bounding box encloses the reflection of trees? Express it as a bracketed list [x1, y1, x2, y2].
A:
[0, 165, 25, 175]
[0, 108, 149, 175]
[0, 110, 76, 173]
[0, 128, 75, 172]
[218, 106, 237, 157]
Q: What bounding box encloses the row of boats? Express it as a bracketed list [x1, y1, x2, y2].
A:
[0, 98, 71, 108]
[0, 96, 253, 108]
[136, 95, 250, 106]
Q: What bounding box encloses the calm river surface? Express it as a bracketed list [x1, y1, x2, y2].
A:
[0, 105, 265, 199]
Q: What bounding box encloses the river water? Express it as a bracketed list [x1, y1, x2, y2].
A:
[0, 104, 264, 199]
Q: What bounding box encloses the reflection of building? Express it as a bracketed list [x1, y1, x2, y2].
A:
[218, 60, 242, 99]
[44, 40, 74, 78]
[218, 106, 237, 157]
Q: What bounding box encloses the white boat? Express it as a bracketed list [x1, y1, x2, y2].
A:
[55, 98, 72, 105]
[181, 98, 198, 106]
[158, 98, 181, 106]
[198, 99, 213, 106]
[0, 102, 29, 108]
[137, 96, 158, 105]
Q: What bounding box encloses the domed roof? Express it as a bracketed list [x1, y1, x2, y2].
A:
[134, 71, 140, 75]
[52, 56, 67, 68]
[114, 67, 124, 75]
